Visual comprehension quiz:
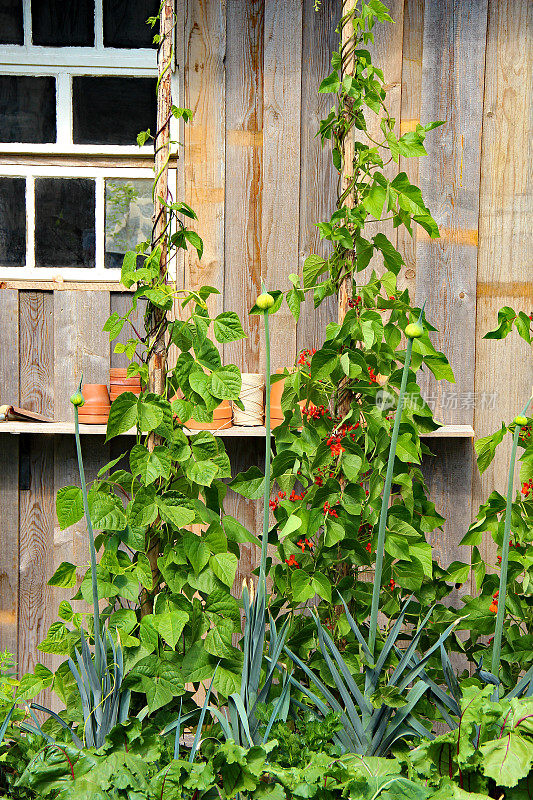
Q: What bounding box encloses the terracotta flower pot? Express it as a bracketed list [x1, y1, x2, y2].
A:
[268, 370, 307, 428]
[82, 384, 110, 405]
[79, 384, 110, 424]
[186, 399, 233, 431]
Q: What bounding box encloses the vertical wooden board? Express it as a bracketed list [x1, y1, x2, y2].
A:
[0, 290, 19, 659]
[415, 0, 488, 425]
[223, 0, 264, 372]
[225, 437, 265, 594]
[262, 0, 303, 373]
[0, 436, 19, 658]
[183, 0, 226, 315]
[53, 290, 111, 420]
[473, 0, 532, 573]
[109, 292, 147, 369]
[0, 289, 19, 405]
[18, 291, 55, 688]
[397, 0, 424, 298]
[422, 439, 473, 604]
[19, 291, 54, 418]
[297, 0, 341, 351]
[18, 434, 54, 703]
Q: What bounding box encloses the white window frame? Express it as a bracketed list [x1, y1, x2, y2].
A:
[0, 0, 179, 282]
[0, 164, 178, 281]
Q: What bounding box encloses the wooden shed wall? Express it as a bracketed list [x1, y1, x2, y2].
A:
[0, 0, 531, 696]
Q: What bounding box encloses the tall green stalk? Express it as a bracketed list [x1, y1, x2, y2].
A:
[261, 310, 272, 590]
[491, 395, 532, 696]
[368, 312, 423, 658]
[72, 379, 101, 675]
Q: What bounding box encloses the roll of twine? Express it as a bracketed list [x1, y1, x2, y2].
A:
[233, 373, 265, 426]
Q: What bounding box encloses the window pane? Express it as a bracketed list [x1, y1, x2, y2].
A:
[105, 179, 152, 268]
[0, 0, 24, 45]
[104, 0, 159, 48]
[0, 178, 25, 266]
[35, 178, 95, 268]
[0, 76, 56, 143]
[72, 76, 156, 145]
[31, 0, 94, 46]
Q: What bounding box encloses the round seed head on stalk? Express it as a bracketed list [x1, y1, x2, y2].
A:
[70, 392, 85, 407]
[514, 415, 528, 427]
[405, 322, 424, 339]
[256, 293, 275, 311]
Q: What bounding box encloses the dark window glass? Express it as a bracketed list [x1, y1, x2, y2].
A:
[35, 178, 95, 268]
[0, 0, 24, 45]
[31, 0, 94, 46]
[0, 178, 25, 266]
[103, 0, 158, 48]
[72, 76, 156, 145]
[105, 179, 152, 268]
[0, 76, 56, 143]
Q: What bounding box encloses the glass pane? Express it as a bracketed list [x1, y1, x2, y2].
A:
[0, 76, 56, 143]
[103, 0, 159, 48]
[105, 179, 152, 268]
[31, 0, 94, 46]
[72, 76, 157, 145]
[0, 178, 25, 266]
[35, 178, 95, 268]
[0, 0, 24, 45]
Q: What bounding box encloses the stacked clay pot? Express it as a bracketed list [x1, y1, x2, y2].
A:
[270, 369, 306, 429]
[110, 368, 141, 402]
[186, 398, 233, 431]
[78, 384, 110, 424]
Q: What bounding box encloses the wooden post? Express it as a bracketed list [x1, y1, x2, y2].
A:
[337, 0, 355, 328]
[142, 0, 174, 616]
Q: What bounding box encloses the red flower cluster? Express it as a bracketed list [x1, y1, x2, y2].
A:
[327, 433, 344, 457]
[302, 403, 328, 421]
[269, 490, 286, 510]
[389, 578, 395, 590]
[323, 501, 338, 518]
[339, 421, 360, 442]
[522, 479, 533, 497]
[365, 542, 372, 553]
[489, 590, 499, 613]
[298, 538, 314, 553]
[347, 296, 362, 309]
[297, 348, 317, 368]
[290, 489, 306, 503]
[368, 367, 378, 384]
[285, 554, 299, 568]
[519, 424, 532, 442]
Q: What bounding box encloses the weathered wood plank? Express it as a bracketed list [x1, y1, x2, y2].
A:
[297, 0, 341, 351]
[0, 290, 19, 658]
[397, 0, 424, 298]
[262, 0, 303, 373]
[18, 434, 54, 703]
[19, 292, 54, 419]
[182, 0, 226, 315]
[53, 291, 111, 420]
[18, 292, 55, 695]
[225, 437, 265, 594]
[223, 0, 264, 372]
[473, 0, 532, 576]
[0, 289, 19, 407]
[415, 0, 488, 426]
[0, 435, 19, 658]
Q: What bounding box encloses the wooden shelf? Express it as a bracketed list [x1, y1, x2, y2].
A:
[0, 422, 475, 438]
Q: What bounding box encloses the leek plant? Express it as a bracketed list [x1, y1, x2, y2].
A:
[283, 310, 463, 752]
[23, 380, 130, 748]
[208, 290, 291, 746]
